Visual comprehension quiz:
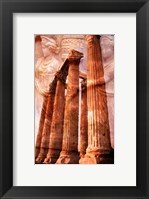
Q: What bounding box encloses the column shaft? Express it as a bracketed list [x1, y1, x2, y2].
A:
[56, 50, 83, 164]
[79, 79, 88, 158]
[36, 79, 57, 163]
[81, 35, 113, 164]
[44, 62, 68, 164]
[35, 96, 48, 158]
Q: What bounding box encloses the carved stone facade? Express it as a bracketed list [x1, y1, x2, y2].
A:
[61, 35, 85, 60]
[60, 35, 87, 74]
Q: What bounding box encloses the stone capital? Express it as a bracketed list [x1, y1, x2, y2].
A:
[86, 35, 97, 43]
[49, 78, 57, 94]
[68, 49, 83, 63]
[55, 69, 68, 84]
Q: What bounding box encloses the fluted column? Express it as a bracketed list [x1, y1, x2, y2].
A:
[44, 61, 69, 164]
[79, 78, 88, 159]
[35, 96, 48, 158]
[35, 79, 57, 163]
[81, 35, 113, 164]
[56, 50, 83, 164]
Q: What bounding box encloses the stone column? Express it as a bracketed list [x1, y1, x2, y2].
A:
[79, 78, 88, 159]
[81, 35, 113, 164]
[56, 50, 83, 164]
[35, 96, 48, 158]
[35, 79, 57, 163]
[44, 60, 69, 164]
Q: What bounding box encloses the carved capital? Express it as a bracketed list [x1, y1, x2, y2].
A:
[55, 69, 68, 84]
[68, 49, 83, 64]
[86, 35, 95, 42]
[86, 35, 98, 45]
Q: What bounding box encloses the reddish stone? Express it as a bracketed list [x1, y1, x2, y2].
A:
[35, 79, 57, 163]
[35, 96, 48, 159]
[79, 79, 88, 159]
[56, 50, 83, 164]
[80, 35, 113, 164]
[44, 61, 69, 164]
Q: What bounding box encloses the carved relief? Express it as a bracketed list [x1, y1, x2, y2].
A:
[35, 35, 61, 96]
[100, 35, 114, 148]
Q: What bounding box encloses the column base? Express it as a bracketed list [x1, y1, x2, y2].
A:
[56, 151, 79, 164]
[43, 149, 61, 164]
[35, 147, 48, 164]
[43, 157, 58, 164]
[35, 147, 40, 159]
[35, 156, 45, 164]
[79, 149, 114, 164]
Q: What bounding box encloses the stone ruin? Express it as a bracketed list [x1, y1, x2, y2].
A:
[35, 35, 114, 164]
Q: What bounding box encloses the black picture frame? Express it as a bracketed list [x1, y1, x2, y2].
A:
[0, 0, 149, 198]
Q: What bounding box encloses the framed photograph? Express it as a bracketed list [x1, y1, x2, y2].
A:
[0, 0, 149, 198]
